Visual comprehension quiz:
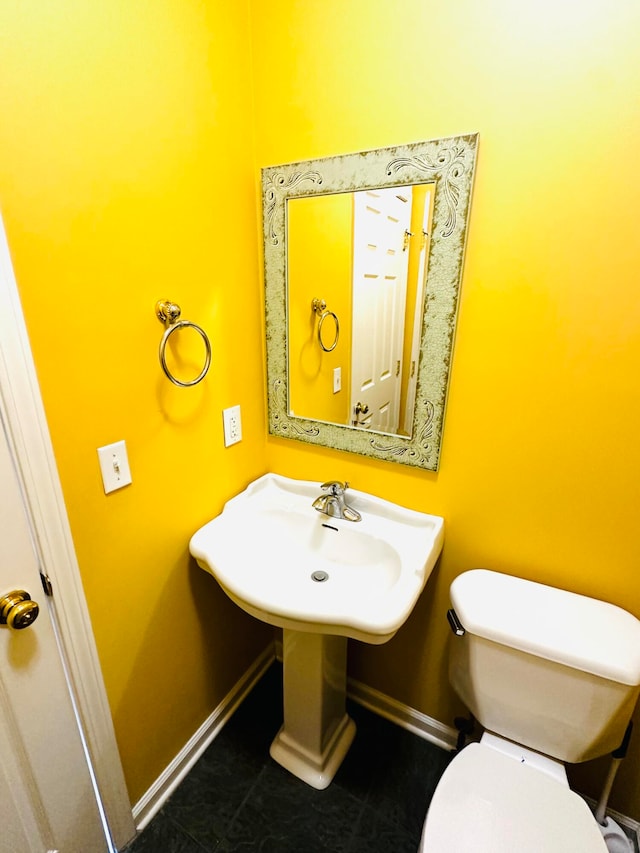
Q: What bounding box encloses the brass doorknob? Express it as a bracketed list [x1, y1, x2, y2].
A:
[0, 590, 40, 630]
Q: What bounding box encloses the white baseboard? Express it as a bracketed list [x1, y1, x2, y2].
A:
[582, 795, 640, 852]
[132, 643, 275, 831]
[132, 644, 639, 850]
[346, 676, 458, 752]
[276, 637, 457, 752]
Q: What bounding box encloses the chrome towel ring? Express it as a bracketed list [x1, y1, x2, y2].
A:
[311, 298, 340, 353]
[156, 300, 211, 387]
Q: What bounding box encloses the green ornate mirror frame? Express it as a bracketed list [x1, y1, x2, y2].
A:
[262, 133, 478, 471]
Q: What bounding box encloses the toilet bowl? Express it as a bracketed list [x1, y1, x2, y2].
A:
[421, 741, 607, 852]
[420, 569, 640, 853]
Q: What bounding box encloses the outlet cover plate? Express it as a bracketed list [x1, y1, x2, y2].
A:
[333, 367, 342, 394]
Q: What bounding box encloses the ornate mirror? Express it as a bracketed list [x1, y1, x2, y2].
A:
[262, 133, 478, 470]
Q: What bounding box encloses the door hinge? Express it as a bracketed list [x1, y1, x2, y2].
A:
[40, 572, 54, 597]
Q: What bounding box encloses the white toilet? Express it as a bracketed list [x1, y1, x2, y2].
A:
[420, 569, 640, 852]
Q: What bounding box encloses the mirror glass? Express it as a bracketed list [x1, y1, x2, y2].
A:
[287, 183, 434, 437]
[262, 134, 478, 471]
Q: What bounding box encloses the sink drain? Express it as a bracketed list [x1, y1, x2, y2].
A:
[311, 570, 329, 583]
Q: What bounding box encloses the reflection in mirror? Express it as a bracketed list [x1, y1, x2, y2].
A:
[262, 134, 478, 471]
[287, 184, 435, 437]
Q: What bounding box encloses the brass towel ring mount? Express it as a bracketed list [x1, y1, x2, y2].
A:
[156, 300, 212, 387]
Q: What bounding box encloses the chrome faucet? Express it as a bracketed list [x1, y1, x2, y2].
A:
[312, 481, 362, 522]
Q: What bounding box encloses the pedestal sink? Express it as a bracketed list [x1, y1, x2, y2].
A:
[190, 473, 444, 789]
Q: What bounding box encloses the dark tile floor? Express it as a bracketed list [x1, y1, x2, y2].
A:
[123, 662, 452, 852]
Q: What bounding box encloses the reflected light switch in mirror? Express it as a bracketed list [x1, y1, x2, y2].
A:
[97, 440, 132, 494]
[333, 367, 342, 394]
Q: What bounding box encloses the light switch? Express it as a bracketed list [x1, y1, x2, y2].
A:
[333, 367, 342, 394]
[97, 440, 132, 494]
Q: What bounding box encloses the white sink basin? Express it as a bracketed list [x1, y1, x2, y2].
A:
[190, 472, 444, 789]
[189, 472, 444, 644]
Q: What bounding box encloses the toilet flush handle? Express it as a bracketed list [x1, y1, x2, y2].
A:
[447, 608, 466, 636]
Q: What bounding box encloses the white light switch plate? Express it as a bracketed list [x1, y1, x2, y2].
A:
[223, 405, 242, 447]
[333, 367, 342, 394]
[97, 440, 132, 494]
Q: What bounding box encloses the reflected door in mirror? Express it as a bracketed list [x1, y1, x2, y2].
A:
[287, 184, 433, 437]
[351, 187, 410, 432]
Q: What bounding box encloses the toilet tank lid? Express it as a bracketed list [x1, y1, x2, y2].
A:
[450, 569, 640, 686]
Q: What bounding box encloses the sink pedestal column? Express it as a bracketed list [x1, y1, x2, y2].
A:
[269, 629, 356, 790]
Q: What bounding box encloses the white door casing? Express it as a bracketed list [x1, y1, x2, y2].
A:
[0, 212, 135, 851]
[350, 188, 411, 433]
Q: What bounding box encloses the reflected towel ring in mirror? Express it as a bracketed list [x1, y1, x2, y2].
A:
[156, 300, 212, 387]
[311, 297, 340, 353]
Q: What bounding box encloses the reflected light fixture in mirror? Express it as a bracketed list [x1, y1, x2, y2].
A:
[262, 133, 478, 471]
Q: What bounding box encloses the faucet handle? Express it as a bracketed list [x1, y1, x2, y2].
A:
[320, 480, 348, 495]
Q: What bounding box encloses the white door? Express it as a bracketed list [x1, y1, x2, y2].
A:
[350, 187, 411, 432]
[0, 416, 110, 852]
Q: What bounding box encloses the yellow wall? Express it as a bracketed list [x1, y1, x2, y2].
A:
[287, 193, 352, 424]
[0, 1, 271, 803]
[252, 0, 640, 817]
[3, 0, 640, 823]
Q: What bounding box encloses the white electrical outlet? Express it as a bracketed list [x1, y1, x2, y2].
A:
[333, 366, 342, 394]
[97, 440, 132, 494]
[223, 405, 242, 447]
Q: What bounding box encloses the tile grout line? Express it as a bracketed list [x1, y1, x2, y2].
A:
[219, 761, 271, 847]
[165, 811, 213, 853]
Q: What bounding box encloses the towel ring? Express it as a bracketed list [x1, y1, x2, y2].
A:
[311, 298, 340, 353]
[156, 300, 211, 387]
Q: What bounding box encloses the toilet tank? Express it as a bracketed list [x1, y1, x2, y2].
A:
[448, 570, 640, 763]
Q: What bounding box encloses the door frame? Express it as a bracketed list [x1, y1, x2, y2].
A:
[0, 213, 135, 850]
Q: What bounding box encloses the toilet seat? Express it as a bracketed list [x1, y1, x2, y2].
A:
[420, 743, 607, 852]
